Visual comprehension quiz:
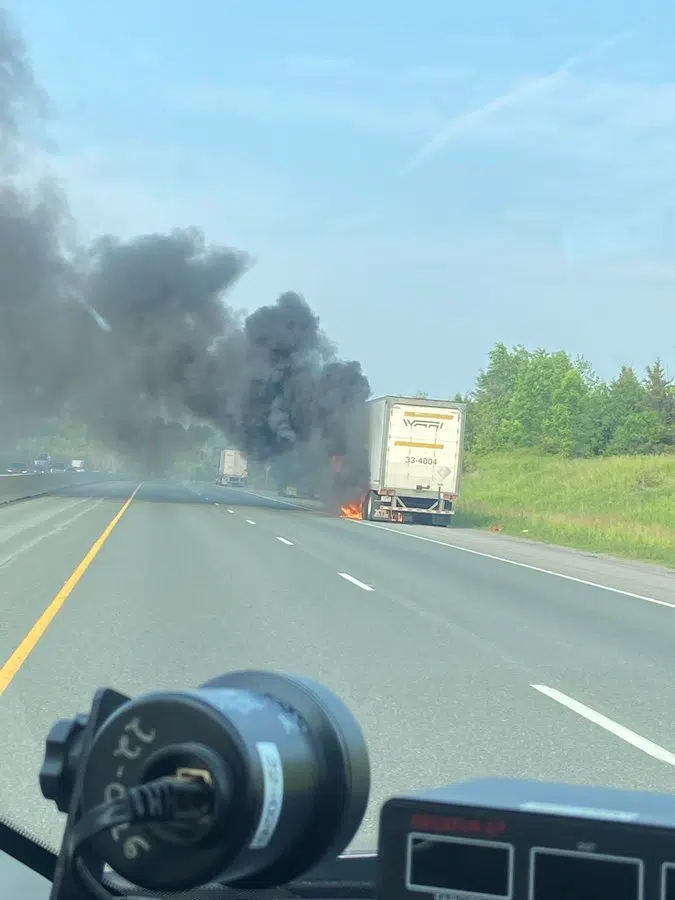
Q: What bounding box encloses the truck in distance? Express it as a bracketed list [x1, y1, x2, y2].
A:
[273, 445, 320, 499]
[217, 448, 248, 487]
[361, 395, 466, 526]
[33, 452, 51, 473]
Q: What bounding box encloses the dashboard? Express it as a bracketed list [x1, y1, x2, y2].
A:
[4, 669, 675, 900]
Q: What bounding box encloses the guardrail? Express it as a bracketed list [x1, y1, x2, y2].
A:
[0, 473, 117, 505]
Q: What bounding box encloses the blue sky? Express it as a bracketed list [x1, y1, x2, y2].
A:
[8, 0, 675, 397]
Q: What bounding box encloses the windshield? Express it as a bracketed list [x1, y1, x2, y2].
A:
[1, 2, 674, 884]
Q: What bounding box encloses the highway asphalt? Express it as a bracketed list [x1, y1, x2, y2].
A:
[1, 478, 675, 878]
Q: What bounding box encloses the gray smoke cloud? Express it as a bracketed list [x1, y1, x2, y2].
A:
[0, 10, 370, 500]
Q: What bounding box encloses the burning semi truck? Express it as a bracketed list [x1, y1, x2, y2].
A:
[343, 395, 466, 527]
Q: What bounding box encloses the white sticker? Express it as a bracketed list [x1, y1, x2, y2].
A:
[249, 742, 284, 850]
[521, 801, 638, 822]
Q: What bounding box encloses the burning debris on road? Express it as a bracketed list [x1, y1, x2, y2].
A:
[340, 496, 365, 520]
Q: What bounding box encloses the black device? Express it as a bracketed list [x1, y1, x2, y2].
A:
[39, 670, 370, 900]
[34, 670, 675, 900]
[378, 777, 675, 900]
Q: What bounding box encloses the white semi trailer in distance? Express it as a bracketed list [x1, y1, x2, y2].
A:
[361, 395, 466, 526]
[217, 448, 248, 487]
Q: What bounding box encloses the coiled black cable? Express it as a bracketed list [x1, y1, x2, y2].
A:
[67, 776, 215, 900]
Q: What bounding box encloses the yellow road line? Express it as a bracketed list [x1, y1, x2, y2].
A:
[0, 483, 142, 695]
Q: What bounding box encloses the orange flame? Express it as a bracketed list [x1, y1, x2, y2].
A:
[340, 495, 365, 520]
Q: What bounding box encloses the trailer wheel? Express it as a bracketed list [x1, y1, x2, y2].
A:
[364, 491, 380, 520]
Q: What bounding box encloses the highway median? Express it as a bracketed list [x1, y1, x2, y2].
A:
[0, 472, 118, 505]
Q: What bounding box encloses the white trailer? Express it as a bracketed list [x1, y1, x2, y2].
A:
[362, 396, 466, 526]
[217, 448, 248, 487]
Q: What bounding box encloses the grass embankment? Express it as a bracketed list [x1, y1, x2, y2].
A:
[456, 452, 675, 568]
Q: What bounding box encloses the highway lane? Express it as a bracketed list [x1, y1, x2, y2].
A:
[1, 478, 675, 870]
[237, 495, 675, 744]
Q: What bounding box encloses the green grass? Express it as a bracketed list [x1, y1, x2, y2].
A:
[456, 451, 675, 568]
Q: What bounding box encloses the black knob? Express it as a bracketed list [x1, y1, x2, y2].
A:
[39, 714, 88, 812]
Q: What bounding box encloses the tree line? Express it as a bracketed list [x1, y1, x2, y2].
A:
[9, 342, 674, 469]
[449, 344, 675, 458]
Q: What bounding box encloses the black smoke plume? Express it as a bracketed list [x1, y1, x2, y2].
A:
[0, 10, 370, 500]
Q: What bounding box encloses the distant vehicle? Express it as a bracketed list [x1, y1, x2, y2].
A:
[217, 449, 248, 487]
[278, 481, 318, 500]
[5, 462, 30, 474]
[274, 449, 319, 499]
[33, 453, 51, 473]
[69, 459, 86, 473]
[50, 461, 68, 473]
[361, 395, 466, 526]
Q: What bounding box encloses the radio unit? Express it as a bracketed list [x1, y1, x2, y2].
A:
[377, 777, 675, 900]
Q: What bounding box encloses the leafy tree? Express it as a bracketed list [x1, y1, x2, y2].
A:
[644, 359, 675, 448]
[465, 344, 674, 459]
[470, 343, 531, 453]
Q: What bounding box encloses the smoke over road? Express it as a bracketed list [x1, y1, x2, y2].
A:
[0, 11, 370, 499]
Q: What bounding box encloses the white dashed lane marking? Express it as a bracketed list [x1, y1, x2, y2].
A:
[338, 572, 374, 592]
[532, 684, 675, 766]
